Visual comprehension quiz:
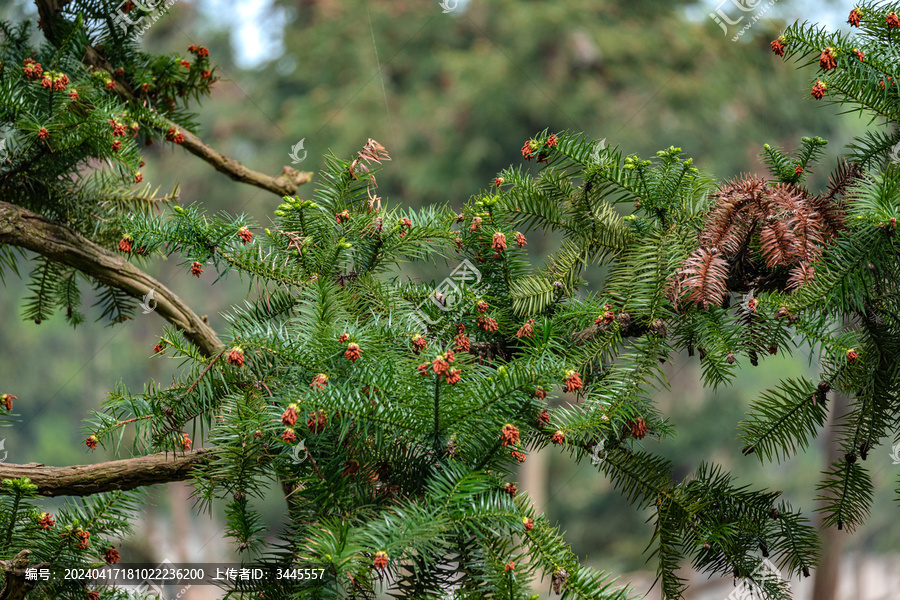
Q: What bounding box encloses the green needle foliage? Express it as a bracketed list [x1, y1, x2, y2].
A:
[2, 2, 900, 600]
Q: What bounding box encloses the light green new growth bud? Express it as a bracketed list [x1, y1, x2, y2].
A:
[274, 210, 285, 217]
[173, 205, 185, 214]
[265, 228, 271, 235]
[278, 203, 292, 211]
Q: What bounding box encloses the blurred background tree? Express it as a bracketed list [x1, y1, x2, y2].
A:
[3, 0, 896, 597]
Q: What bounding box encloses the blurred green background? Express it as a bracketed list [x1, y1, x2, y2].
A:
[2, 0, 897, 597]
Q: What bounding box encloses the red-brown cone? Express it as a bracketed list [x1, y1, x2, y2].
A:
[310, 373, 328, 390]
[819, 47, 837, 70]
[771, 38, 785, 56]
[454, 333, 470, 352]
[344, 343, 362, 362]
[491, 232, 507, 252]
[563, 370, 583, 392]
[307, 409, 328, 433]
[500, 424, 520, 448]
[630, 417, 648, 440]
[516, 318, 535, 339]
[281, 404, 299, 426]
[76, 529, 90, 549]
[38, 512, 55, 529]
[226, 347, 245, 367]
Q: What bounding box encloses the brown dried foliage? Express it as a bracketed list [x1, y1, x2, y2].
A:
[670, 164, 858, 310]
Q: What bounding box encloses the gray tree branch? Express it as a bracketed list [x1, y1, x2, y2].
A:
[0, 450, 209, 497]
[0, 200, 223, 357]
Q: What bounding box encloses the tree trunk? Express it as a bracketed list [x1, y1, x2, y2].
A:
[810, 388, 851, 600]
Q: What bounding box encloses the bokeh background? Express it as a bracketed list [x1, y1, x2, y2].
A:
[1, 0, 898, 598]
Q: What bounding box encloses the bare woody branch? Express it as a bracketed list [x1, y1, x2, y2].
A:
[0, 450, 209, 497]
[35, 0, 312, 199]
[176, 130, 313, 198]
[0, 200, 223, 357]
[0, 551, 50, 600]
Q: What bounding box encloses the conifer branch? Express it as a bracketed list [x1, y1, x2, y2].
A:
[0, 450, 209, 497]
[33, 0, 312, 198]
[0, 199, 223, 356]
